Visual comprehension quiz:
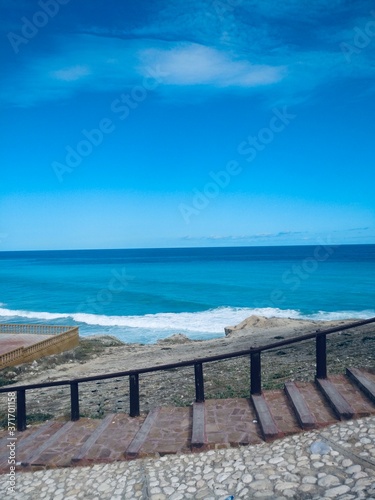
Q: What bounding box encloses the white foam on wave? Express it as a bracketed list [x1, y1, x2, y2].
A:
[72, 307, 307, 332]
[0, 307, 68, 321]
[0, 306, 287, 332]
[0, 305, 374, 334]
[306, 310, 375, 321]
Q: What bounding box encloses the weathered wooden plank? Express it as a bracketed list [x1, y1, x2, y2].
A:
[22, 421, 75, 466]
[0, 421, 56, 468]
[125, 408, 159, 458]
[191, 402, 206, 449]
[316, 378, 354, 420]
[346, 367, 375, 404]
[284, 381, 317, 430]
[251, 394, 280, 441]
[72, 413, 115, 463]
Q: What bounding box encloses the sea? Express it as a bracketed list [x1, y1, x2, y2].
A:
[0, 245, 374, 344]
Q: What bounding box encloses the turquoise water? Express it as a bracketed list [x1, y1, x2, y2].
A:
[0, 245, 374, 343]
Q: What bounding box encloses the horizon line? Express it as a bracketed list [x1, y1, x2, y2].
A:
[1, 242, 374, 253]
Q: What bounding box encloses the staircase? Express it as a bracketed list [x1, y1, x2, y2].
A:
[0, 367, 374, 472]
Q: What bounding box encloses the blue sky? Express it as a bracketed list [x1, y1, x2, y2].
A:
[0, 0, 374, 250]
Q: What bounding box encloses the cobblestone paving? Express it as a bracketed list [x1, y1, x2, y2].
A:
[1, 416, 375, 499]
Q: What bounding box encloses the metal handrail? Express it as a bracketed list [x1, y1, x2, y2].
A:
[1, 316, 374, 431]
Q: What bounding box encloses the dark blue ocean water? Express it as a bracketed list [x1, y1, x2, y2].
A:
[0, 245, 374, 343]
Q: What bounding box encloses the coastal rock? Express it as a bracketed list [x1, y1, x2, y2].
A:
[157, 334, 191, 344]
[223, 315, 344, 337]
[84, 335, 125, 346]
[225, 315, 291, 336]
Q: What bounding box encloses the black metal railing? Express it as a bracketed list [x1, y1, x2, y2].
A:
[0, 316, 374, 432]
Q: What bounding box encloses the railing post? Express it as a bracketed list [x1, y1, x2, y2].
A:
[250, 349, 262, 395]
[194, 362, 205, 403]
[70, 382, 80, 421]
[17, 389, 26, 432]
[129, 373, 140, 417]
[316, 333, 327, 379]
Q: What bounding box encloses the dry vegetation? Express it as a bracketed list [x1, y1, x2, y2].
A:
[0, 326, 374, 428]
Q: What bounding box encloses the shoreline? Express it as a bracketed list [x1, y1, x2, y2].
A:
[1, 315, 374, 425]
[1, 307, 375, 346]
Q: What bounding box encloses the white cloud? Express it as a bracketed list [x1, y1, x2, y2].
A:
[181, 231, 309, 242]
[1, 34, 287, 106]
[51, 65, 91, 82]
[138, 43, 286, 87]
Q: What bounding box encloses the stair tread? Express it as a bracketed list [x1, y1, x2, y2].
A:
[0, 420, 58, 469]
[133, 406, 192, 456]
[38, 419, 106, 467]
[72, 413, 115, 462]
[262, 390, 300, 436]
[316, 377, 354, 419]
[8, 421, 65, 466]
[331, 373, 375, 416]
[251, 394, 280, 440]
[346, 367, 375, 404]
[292, 381, 338, 426]
[126, 408, 160, 458]
[191, 402, 206, 448]
[22, 421, 76, 466]
[77, 413, 145, 464]
[204, 398, 262, 447]
[284, 381, 317, 429]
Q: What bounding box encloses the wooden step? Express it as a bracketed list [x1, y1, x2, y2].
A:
[191, 402, 206, 450]
[346, 367, 375, 404]
[38, 419, 101, 467]
[76, 413, 145, 464]
[136, 406, 192, 457]
[0, 421, 57, 470]
[284, 381, 317, 430]
[10, 421, 66, 470]
[72, 413, 114, 463]
[327, 373, 375, 418]
[21, 421, 75, 466]
[125, 408, 159, 459]
[262, 390, 301, 436]
[203, 398, 262, 449]
[251, 394, 280, 441]
[286, 381, 337, 426]
[316, 377, 354, 420]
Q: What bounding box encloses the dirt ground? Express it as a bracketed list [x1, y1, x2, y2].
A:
[0, 316, 374, 426]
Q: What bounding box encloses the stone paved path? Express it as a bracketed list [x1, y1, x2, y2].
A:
[1, 415, 375, 499]
[1, 366, 374, 498]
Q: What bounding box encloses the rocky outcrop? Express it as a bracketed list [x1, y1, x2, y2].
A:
[157, 333, 191, 344]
